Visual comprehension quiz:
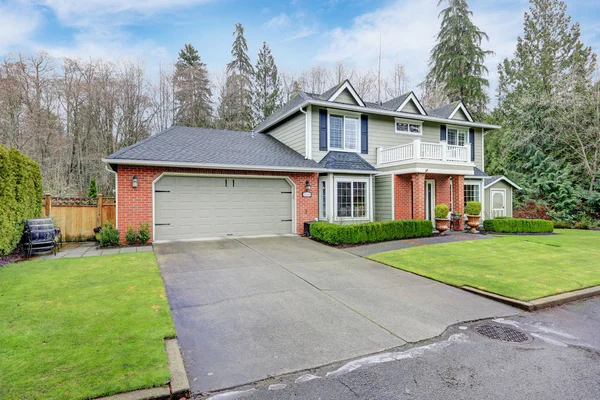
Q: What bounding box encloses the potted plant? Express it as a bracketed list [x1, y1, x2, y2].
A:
[435, 203, 450, 235]
[465, 201, 482, 233]
[452, 211, 462, 231]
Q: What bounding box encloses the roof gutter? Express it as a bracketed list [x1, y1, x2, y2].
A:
[258, 99, 501, 133]
[100, 158, 377, 175]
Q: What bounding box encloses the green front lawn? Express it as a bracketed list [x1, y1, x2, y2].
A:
[368, 229, 600, 301]
[0, 253, 176, 399]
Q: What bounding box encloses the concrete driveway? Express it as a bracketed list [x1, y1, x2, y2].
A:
[154, 236, 517, 394]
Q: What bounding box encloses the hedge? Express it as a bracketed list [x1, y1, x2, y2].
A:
[310, 220, 433, 245]
[0, 146, 43, 255]
[483, 218, 554, 234]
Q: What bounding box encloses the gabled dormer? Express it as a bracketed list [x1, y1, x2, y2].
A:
[428, 100, 473, 122]
[320, 80, 365, 107]
[382, 91, 427, 115]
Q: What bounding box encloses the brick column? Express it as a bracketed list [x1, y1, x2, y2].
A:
[452, 175, 465, 230]
[394, 175, 412, 220]
[433, 175, 451, 208]
[412, 173, 426, 220]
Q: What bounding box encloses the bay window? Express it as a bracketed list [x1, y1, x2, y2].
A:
[447, 127, 468, 146]
[336, 180, 368, 219]
[329, 114, 359, 151]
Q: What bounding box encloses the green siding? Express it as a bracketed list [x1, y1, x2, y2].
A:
[474, 129, 483, 170]
[484, 180, 513, 219]
[374, 175, 393, 221]
[268, 112, 306, 156]
[333, 88, 359, 105]
[400, 99, 420, 114]
[451, 108, 469, 121]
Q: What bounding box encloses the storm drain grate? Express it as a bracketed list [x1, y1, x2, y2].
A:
[474, 324, 531, 343]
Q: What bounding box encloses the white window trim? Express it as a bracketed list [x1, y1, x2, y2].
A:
[333, 176, 370, 221]
[319, 176, 327, 221]
[464, 180, 483, 220]
[447, 125, 470, 146]
[396, 92, 427, 115]
[394, 118, 423, 136]
[327, 110, 361, 153]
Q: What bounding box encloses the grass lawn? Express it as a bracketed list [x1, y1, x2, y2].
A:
[368, 229, 600, 302]
[0, 253, 176, 400]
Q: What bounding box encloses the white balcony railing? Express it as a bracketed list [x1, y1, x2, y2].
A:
[377, 139, 471, 166]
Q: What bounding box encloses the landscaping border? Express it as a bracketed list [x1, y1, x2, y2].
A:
[462, 285, 600, 311]
[96, 338, 189, 400]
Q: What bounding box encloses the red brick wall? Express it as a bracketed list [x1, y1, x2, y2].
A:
[426, 174, 451, 211]
[412, 173, 426, 220]
[116, 165, 318, 243]
[394, 175, 413, 220]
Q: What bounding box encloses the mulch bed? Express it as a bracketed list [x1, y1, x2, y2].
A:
[0, 248, 26, 268]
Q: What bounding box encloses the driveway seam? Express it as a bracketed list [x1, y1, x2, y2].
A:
[234, 238, 409, 343]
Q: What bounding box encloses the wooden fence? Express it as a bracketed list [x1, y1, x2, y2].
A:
[42, 194, 116, 241]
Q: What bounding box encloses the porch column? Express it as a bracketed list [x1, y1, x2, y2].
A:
[435, 176, 452, 208]
[394, 174, 413, 220]
[412, 173, 426, 220]
[452, 175, 465, 230]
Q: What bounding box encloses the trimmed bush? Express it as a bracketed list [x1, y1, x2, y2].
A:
[0, 146, 43, 255]
[99, 221, 120, 247]
[435, 204, 449, 219]
[553, 220, 572, 229]
[138, 223, 151, 244]
[310, 220, 433, 245]
[125, 224, 138, 245]
[483, 218, 554, 233]
[465, 201, 481, 216]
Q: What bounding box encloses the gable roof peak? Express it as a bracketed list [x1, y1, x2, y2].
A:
[321, 79, 365, 107]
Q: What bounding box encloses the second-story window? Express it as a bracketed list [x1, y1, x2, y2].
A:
[447, 128, 468, 146]
[395, 118, 422, 135]
[329, 114, 359, 151]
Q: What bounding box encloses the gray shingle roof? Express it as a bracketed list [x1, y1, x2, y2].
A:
[427, 101, 460, 119]
[320, 82, 344, 100]
[484, 175, 504, 187]
[317, 151, 377, 172]
[381, 93, 410, 111]
[106, 126, 321, 170]
[472, 167, 489, 178]
[254, 92, 311, 133]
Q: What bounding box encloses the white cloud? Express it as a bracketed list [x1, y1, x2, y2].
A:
[314, 0, 526, 99]
[265, 13, 291, 30]
[0, 4, 41, 54]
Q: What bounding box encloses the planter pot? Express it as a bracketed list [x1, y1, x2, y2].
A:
[452, 216, 463, 231]
[435, 218, 450, 235]
[467, 215, 481, 233]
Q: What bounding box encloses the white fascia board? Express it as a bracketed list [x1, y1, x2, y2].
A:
[327, 81, 366, 107]
[397, 92, 427, 115]
[256, 99, 501, 133]
[101, 158, 377, 175]
[484, 176, 522, 190]
[449, 102, 474, 122]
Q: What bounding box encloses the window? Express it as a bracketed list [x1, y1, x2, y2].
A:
[319, 178, 327, 220]
[329, 114, 359, 151]
[448, 128, 468, 146]
[395, 119, 422, 135]
[464, 184, 480, 209]
[336, 180, 368, 219]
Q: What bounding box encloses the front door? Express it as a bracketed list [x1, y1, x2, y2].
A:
[424, 179, 436, 224]
[491, 189, 506, 218]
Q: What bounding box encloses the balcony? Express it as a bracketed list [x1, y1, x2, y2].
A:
[377, 139, 472, 167]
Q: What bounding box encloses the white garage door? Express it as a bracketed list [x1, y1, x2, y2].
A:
[154, 175, 294, 241]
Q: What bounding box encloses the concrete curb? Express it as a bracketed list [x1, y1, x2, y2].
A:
[96, 338, 190, 400]
[462, 285, 600, 311]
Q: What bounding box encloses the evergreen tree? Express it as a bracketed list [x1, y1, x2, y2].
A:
[221, 23, 254, 131]
[88, 177, 98, 198]
[173, 43, 213, 128]
[252, 41, 281, 125]
[426, 0, 493, 116]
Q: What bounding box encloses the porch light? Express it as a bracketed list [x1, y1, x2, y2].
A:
[305, 180, 312, 192]
[132, 175, 138, 188]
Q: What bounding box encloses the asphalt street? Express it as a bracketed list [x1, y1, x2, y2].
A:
[198, 296, 600, 400]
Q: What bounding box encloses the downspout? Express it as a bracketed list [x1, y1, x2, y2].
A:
[299, 106, 309, 159]
[104, 164, 118, 230]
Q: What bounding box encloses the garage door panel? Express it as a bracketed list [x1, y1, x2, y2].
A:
[155, 176, 293, 241]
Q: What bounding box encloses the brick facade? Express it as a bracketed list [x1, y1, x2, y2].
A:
[116, 165, 319, 243]
[393, 172, 466, 230]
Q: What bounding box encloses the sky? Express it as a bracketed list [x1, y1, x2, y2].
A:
[1, 0, 599, 99]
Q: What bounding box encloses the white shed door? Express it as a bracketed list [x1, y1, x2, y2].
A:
[154, 176, 293, 241]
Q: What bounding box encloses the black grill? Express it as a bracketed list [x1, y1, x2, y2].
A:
[474, 324, 531, 343]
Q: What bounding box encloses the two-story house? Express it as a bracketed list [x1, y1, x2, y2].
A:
[103, 80, 520, 243]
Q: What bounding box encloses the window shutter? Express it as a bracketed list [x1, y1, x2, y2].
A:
[319, 109, 327, 151]
[440, 125, 447, 141]
[469, 128, 475, 161]
[360, 115, 368, 154]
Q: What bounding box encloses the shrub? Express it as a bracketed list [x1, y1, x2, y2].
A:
[435, 204, 449, 219]
[99, 221, 120, 247]
[125, 224, 138, 245]
[465, 201, 481, 216]
[553, 220, 572, 229]
[310, 220, 433, 245]
[514, 202, 551, 220]
[88, 177, 98, 198]
[0, 146, 43, 255]
[483, 218, 554, 233]
[138, 223, 151, 244]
